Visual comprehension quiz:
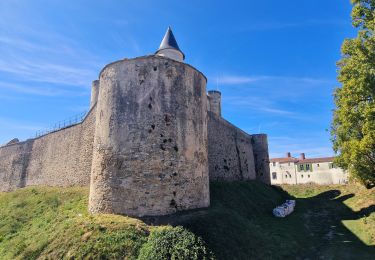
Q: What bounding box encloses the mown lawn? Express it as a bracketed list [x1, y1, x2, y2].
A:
[0, 182, 373, 259]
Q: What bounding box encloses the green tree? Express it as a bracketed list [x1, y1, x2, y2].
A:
[332, 0, 375, 187]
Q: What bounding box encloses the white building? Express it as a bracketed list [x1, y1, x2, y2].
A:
[270, 152, 348, 185]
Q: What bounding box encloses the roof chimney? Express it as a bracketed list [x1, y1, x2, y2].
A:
[300, 153, 306, 160]
[286, 152, 291, 158]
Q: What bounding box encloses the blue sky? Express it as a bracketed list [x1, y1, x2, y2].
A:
[0, 0, 356, 158]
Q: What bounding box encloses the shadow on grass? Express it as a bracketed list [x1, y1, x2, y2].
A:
[142, 181, 375, 260]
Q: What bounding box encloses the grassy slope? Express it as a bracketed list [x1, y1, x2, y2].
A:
[0, 182, 374, 259]
[0, 187, 149, 259]
[177, 182, 375, 259]
[282, 184, 375, 246]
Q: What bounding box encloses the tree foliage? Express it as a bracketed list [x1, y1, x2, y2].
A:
[332, 0, 375, 186]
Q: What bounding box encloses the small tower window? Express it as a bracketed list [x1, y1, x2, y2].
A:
[272, 172, 277, 180]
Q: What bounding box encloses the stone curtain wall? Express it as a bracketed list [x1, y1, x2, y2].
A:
[0, 107, 96, 192]
[0, 141, 33, 191]
[89, 56, 210, 217]
[207, 112, 257, 181]
[26, 107, 96, 187]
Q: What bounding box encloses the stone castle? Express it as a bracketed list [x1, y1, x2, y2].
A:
[0, 27, 270, 217]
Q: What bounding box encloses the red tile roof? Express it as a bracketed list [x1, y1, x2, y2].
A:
[270, 157, 299, 163]
[296, 157, 335, 164]
[270, 156, 335, 164]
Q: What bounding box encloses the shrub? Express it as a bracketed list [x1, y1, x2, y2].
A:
[138, 226, 214, 260]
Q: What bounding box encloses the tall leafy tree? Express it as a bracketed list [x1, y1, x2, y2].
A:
[332, 0, 375, 187]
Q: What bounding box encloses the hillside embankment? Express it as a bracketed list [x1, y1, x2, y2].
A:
[0, 182, 373, 259]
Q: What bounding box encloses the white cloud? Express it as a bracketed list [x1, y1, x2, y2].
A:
[209, 73, 336, 111]
[0, 27, 104, 88]
[0, 58, 97, 87]
[0, 82, 87, 97]
[223, 96, 297, 117]
[268, 136, 334, 158]
[111, 19, 130, 26]
[236, 19, 349, 32]
[216, 75, 269, 85]
[260, 107, 295, 116]
[0, 117, 44, 132]
[269, 147, 334, 159]
[212, 74, 333, 86]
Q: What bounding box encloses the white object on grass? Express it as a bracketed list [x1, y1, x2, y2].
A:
[273, 200, 296, 218]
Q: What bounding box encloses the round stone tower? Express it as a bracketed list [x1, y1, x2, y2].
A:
[88, 54, 210, 217]
[90, 80, 100, 109]
[252, 134, 271, 184]
[207, 90, 221, 117]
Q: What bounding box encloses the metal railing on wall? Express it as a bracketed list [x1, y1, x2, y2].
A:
[34, 111, 87, 138]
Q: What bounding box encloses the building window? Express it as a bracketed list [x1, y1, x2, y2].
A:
[329, 163, 336, 169]
[272, 172, 277, 180]
[299, 164, 304, 171]
[317, 164, 320, 167]
[306, 164, 310, 171]
[285, 175, 288, 178]
[308, 175, 310, 178]
[272, 162, 276, 167]
[301, 175, 304, 178]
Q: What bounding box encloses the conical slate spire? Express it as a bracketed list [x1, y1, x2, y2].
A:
[155, 26, 185, 60]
